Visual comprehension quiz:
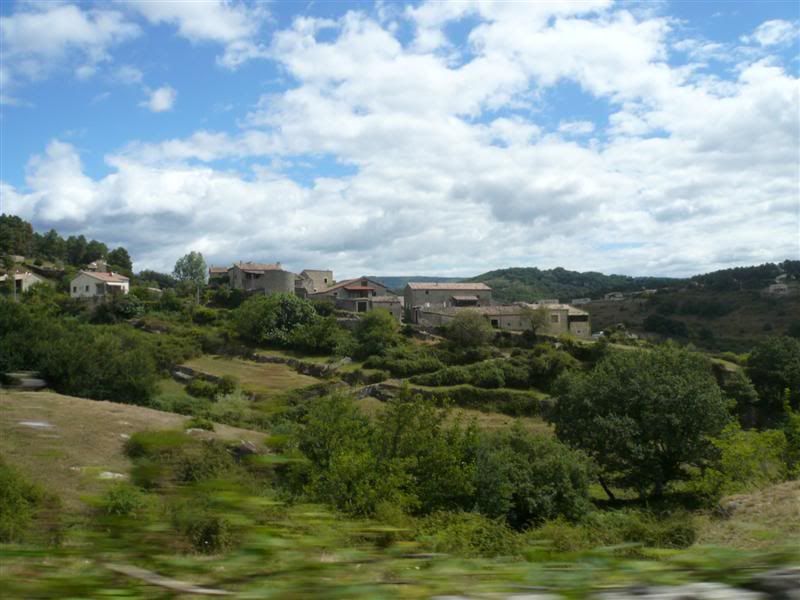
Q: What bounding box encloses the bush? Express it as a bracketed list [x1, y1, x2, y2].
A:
[171, 500, 237, 554]
[186, 416, 215, 431]
[443, 311, 494, 348]
[216, 375, 238, 396]
[289, 316, 353, 355]
[364, 345, 444, 377]
[0, 458, 45, 542]
[186, 378, 219, 399]
[416, 511, 522, 557]
[353, 309, 401, 359]
[191, 306, 218, 325]
[473, 426, 594, 529]
[468, 361, 506, 388]
[101, 483, 146, 517]
[234, 293, 318, 347]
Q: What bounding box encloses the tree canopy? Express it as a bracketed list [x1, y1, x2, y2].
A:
[551, 344, 730, 498]
[444, 310, 495, 347]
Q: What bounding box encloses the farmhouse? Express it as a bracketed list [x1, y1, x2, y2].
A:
[415, 302, 591, 339]
[404, 282, 492, 322]
[70, 271, 129, 302]
[208, 266, 230, 287]
[0, 271, 47, 294]
[229, 262, 295, 294]
[310, 276, 402, 319]
[295, 269, 334, 297]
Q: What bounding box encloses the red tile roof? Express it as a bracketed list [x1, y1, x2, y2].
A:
[79, 271, 129, 283]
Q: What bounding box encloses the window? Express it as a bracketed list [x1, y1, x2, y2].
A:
[490, 319, 499, 328]
[425, 290, 429, 295]
[72, 286, 77, 293]
[372, 291, 376, 296]
[551, 314, 559, 323]
[324, 278, 328, 284]
[85, 285, 90, 292]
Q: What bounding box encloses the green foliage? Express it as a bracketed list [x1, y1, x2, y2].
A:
[0, 213, 34, 255]
[443, 310, 495, 347]
[101, 483, 146, 517]
[416, 384, 545, 417]
[172, 502, 236, 554]
[691, 423, 788, 500]
[186, 416, 215, 431]
[352, 308, 402, 359]
[363, 344, 444, 376]
[473, 425, 593, 529]
[289, 316, 353, 355]
[234, 293, 318, 346]
[0, 457, 45, 542]
[107, 247, 133, 273]
[186, 378, 219, 399]
[416, 511, 522, 557]
[643, 314, 689, 337]
[552, 344, 730, 497]
[217, 374, 238, 395]
[746, 336, 800, 421]
[135, 269, 177, 289]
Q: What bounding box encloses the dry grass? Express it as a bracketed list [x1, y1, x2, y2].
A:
[184, 355, 320, 396]
[695, 480, 800, 550]
[0, 391, 264, 511]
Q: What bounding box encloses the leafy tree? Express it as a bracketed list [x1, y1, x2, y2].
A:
[173, 251, 207, 302]
[107, 247, 133, 273]
[353, 309, 401, 359]
[234, 293, 318, 347]
[643, 314, 688, 337]
[36, 229, 66, 262]
[551, 344, 730, 498]
[136, 269, 177, 289]
[84, 239, 108, 263]
[289, 316, 353, 355]
[0, 214, 34, 256]
[473, 425, 593, 529]
[444, 310, 495, 347]
[65, 235, 87, 266]
[746, 336, 800, 420]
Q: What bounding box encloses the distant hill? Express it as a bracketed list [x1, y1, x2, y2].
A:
[468, 267, 682, 303]
[370, 275, 463, 292]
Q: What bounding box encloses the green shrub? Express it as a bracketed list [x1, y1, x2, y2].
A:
[192, 306, 218, 325]
[185, 416, 215, 431]
[468, 361, 506, 388]
[474, 426, 593, 529]
[173, 440, 236, 484]
[216, 375, 238, 396]
[0, 458, 44, 542]
[353, 309, 402, 359]
[416, 511, 522, 557]
[125, 430, 191, 459]
[171, 499, 237, 554]
[364, 345, 444, 377]
[186, 378, 219, 399]
[234, 293, 318, 347]
[101, 483, 146, 517]
[289, 316, 353, 355]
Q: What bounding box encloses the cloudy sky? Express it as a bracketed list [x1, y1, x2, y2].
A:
[1, 1, 798, 278]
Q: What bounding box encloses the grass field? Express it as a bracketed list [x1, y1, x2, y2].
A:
[355, 396, 553, 435]
[0, 391, 264, 511]
[184, 355, 320, 396]
[696, 480, 800, 550]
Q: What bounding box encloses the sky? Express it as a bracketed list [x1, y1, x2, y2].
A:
[1, 0, 798, 279]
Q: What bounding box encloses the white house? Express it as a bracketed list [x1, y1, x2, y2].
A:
[70, 271, 130, 301]
[0, 271, 47, 294]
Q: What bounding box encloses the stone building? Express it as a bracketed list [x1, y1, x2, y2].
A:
[404, 282, 492, 322]
[295, 269, 334, 297]
[310, 276, 402, 319]
[229, 262, 295, 294]
[415, 302, 591, 339]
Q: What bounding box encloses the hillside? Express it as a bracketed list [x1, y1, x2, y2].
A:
[468, 266, 681, 303]
[585, 288, 800, 352]
[0, 391, 264, 510]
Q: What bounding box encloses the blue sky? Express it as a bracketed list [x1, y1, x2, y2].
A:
[1, 1, 798, 277]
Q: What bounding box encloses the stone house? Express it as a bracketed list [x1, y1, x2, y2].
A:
[229, 262, 295, 294]
[295, 269, 334, 297]
[404, 282, 492, 322]
[208, 266, 230, 287]
[0, 271, 47, 294]
[310, 276, 402, 319]
[70, 271, 129, 302]
[415, 302, 591, 339]
[604, 291, 625, 301]
[87, 259, 109, 272]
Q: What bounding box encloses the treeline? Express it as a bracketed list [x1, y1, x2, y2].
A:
[692, 260, 800, 292]
[0, 214, 132, 273]
[470, 266, 680, 302]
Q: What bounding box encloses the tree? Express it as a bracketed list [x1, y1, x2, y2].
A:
[746, 336, 800, 422]
[551, 344, 730, 498]
[444, 310, 494, 347]
[65, 235, 87, 266]
[0, 214, 33, 256]
[107, 247, 133, 273]
[233, 293, 318, 346]
[84, 239, 108, 263]
[473, 424, 593, 529]
[353, 309, 401, 359]
[173, 251, 207, 303]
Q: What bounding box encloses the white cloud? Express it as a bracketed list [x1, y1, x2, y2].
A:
[3, 2, 798, 277]
[743, 19, 798, 47]
[141, 85, 177, 112]
[0, 3, 139, 91]
[115, 65, 144, 85]
[558, 120, 596, 135]
[125, 0, 270, 68]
